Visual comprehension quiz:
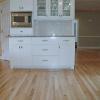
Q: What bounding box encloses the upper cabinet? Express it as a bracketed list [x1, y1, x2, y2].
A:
[10, 0, 33, 11]
[34, 0, 75, 20]
[34, 0, 47, 18]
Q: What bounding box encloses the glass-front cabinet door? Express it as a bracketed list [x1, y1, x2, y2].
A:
[34, 0, 74, 19]
[37, 0, 46, 16]
[34, 0, 48, 19]
[63, 0, 71, 16]
[50, 0, 74, 19]
[50, 0, 58, 16]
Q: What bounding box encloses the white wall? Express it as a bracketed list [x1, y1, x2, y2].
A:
[0, 3, 2, 57]
[0, 0, 10, 60]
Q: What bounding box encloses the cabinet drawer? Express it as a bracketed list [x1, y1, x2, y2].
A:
[32, 38, 58, 44]
[59, 37, 75, 44]
[9, 38, 31, 44]
[32, 45, 58, 55]
[32, 56, 58, 67]
[10, 28, 33, 36]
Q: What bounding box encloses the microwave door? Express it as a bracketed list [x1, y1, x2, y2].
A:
[12, 16, 25, 27]
[11, 12, 32, 27]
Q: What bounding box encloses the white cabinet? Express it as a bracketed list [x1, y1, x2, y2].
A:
[9, 38, 32, 68]
[59, 37, 75, 68]
[31, 37, 59, 68]
[32, 45, 58, 55]
[31, 37, 75, 69]
[32, 56, 58, 68]
[10, 0, 33, 11]
[9, 37, 75, 69]
[34, 0, 75, 19]
[10, 28, 33, 36]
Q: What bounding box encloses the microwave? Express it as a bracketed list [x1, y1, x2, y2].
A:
[11, 12, 32, 27]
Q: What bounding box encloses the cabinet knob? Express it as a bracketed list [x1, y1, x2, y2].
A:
[21, 46, 23, 48]
[59, 15, 62, 17]
[19, 46, 23, 48]
[20, 30, 23, 32]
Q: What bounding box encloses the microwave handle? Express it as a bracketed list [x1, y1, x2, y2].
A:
[28, 16, 32, 23]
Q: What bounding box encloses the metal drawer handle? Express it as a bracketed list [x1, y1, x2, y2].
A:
[63, 40, 69, 42]
[18, 40, 23, 42]
[42, 49, 48, 51]
[42, 40, 48, 42]
[42, 60, 48, 62]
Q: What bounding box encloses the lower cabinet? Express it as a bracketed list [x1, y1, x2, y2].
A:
[9, 37, 75, 69]
[9, 38, 32, 68]
[59, 38, 75, 68]
[32, 56, 59, 68]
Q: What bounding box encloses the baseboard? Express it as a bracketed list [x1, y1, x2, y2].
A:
[0, 56, 9, 61]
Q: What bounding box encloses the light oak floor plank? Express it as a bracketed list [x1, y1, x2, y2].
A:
[0, 49, 100, 100]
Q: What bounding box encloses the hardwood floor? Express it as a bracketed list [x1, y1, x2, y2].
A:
[0, 49, 100, 100]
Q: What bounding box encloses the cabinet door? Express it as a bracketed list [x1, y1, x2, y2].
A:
[10, 44, 32, 68]
[62, 0, 71, 16]
[49, 0, 74, 19]
[10, 0, 20, 11]
[50, 0, 59, 16]
[62, 0, 74, 19]
[21, 0, 33, 11]
[59, 38, 75, 69]
[10, 0, 33, 11]
[9, 44, 20, 67]
[34, 0, 48, 18]
[18, 44, 32, 67]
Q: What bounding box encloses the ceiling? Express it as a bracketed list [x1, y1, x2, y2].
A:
[76, 0, 100, 11]
[0, 0, 100, 11]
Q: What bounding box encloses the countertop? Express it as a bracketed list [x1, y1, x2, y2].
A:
[8, 35, 75, 38]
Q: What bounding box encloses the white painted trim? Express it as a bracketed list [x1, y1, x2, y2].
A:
[78, 47, 100, 49]
[79, 36, 100, 38]
[0, 56, 2, 59]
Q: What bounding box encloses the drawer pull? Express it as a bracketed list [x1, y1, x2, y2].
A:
[42, 60, 48, 62]
[63, 40, 69, 42]
[42, 40, 48, 42]
[42, 49, 48, 51]
[18, 40, 23, 42]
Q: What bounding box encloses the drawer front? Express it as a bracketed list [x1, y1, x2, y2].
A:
[32, 38, 58, 44]
[32, 56, 58, 67]
[10, 28, 33, 36]
[32, 45, 58, 55]
[59, 37, 75, 44]
[9, 38, 31, 44]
